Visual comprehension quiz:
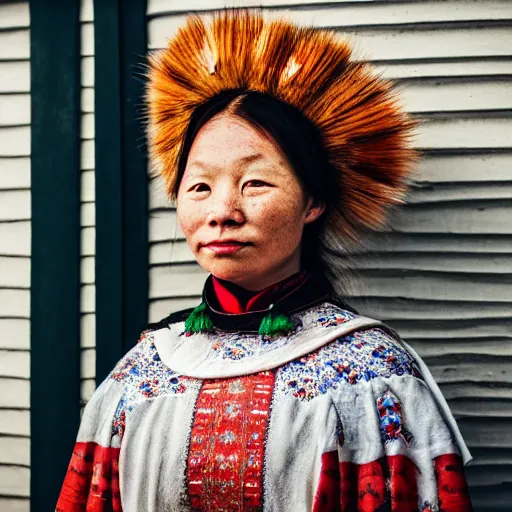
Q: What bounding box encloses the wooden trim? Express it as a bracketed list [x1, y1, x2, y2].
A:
[94, 0, 148, 383]
[94, 0, 124, 383]
[29, 0, 81, 509]
[120, 0, 149, 355]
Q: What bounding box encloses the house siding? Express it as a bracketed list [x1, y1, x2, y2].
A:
[146, 1, 512, 510]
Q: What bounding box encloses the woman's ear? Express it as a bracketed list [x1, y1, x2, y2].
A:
[304, 197, 326, 225]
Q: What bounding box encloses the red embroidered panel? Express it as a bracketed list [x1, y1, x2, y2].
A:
[56, 441, 122, 512]
[187, 371, 275, 511]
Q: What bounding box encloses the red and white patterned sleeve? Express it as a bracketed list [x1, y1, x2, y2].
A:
[56, 376, 126, 512]
[314, 372, 473, 512]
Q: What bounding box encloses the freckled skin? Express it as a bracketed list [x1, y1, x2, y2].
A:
[177, 113, 325, 291]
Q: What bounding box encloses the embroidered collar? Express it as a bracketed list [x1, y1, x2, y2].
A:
[202, 272, 335, 333]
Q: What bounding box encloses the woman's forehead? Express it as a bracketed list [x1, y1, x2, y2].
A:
[185, 114, 290, 174]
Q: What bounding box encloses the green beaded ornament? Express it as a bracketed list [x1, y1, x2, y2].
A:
[258, 304, 295, 337]
[185, 302, 294, 337]
[184, 302, 214, 335]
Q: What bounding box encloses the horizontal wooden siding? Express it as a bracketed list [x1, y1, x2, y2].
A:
[146, 1, 512, 509]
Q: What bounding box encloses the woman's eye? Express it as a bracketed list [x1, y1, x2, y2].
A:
[191, 183, 210, 193]
[244, 180, 268, 189]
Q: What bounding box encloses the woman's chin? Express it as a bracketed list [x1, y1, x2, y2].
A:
[204, 261, 260, 286]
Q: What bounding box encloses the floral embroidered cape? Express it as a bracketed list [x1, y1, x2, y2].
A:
[56, 303, 473, 511]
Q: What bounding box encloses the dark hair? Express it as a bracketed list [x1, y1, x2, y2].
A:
[176, 89, 341, 271]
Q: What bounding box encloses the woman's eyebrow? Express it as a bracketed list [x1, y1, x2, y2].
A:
[186, 153, 286, 177]
[187, 153, 266, 171]
[241, 154, 287, 173]
[187, 153, 265, 176]
[238, 153, 264, 165]
[185, 160, 212, 172]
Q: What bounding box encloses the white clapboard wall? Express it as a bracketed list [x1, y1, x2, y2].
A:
[80, 0, 96, 406]
[0, 2, 31, 510]
[146, 1, 512, 509]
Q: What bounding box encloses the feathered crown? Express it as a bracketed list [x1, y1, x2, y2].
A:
[146, 9, 416, 242]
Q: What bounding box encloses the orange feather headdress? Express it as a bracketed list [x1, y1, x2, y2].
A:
[146, 9, 416, 243]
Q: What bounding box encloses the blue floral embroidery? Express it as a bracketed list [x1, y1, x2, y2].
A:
[110, 333, 191, 439]
[315, 307, 355, 328]
[111, 332, 188, 395]
[274, 328, 421, 401]
[377, 390, 413, 445]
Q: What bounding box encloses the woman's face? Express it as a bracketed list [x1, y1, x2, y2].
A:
[177, 113, 324, 291]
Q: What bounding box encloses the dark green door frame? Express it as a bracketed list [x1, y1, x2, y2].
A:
[94, 0, 149, 383]
[30, 1, 81, 510]
[30, 0, 148, 508]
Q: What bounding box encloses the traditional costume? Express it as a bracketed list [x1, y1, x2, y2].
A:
[57, 10, 473, 512]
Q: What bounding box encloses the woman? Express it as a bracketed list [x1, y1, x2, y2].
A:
[57, 10, 473, 511]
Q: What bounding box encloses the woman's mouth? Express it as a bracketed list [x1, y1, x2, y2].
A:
[202, 240, 251, 255]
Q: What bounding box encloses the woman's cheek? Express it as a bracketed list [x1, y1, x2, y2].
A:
[267, 191, 302, 224]
[177, 204, 203, 251]
[254, 196, 304, 244]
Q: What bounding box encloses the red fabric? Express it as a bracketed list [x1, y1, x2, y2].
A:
[313, 451, 341, 511]
[356, 458, 388, 512]
[339, 457, 357, 511]
[434, 454, 473, 511]
[314, 451, 470, 512]
[314, 453, 391, 512]
[387, 455, 419, 510]
[56, 442, 122, 512]
[212, 272, 309, 313]
[187, 371, 275, 511]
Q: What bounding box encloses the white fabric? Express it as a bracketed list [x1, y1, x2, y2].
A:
[264, 393, 336, 511]
[401, 340, 472, 465]
[120, 392, 201, 511]
[76, 377, 125, 448]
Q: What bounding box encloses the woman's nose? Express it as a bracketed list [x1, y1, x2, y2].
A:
[206, 190, 245, 227]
